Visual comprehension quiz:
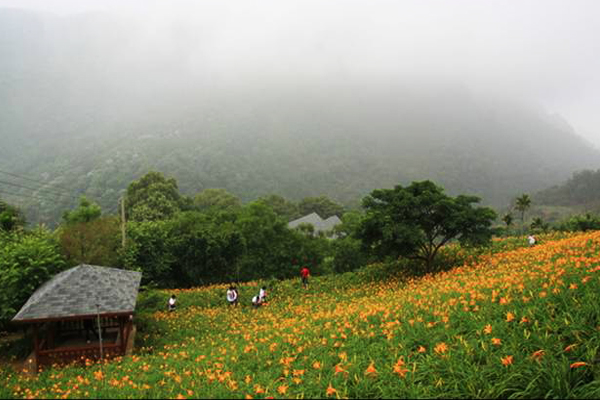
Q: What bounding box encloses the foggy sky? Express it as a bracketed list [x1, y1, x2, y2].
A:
[1, 0, 600, 147]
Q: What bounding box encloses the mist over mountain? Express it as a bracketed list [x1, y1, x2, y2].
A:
[1, 8, 599, 226]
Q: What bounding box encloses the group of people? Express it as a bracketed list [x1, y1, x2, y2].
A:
[226, 285, 268, 307]
[166, 266, 312, 311]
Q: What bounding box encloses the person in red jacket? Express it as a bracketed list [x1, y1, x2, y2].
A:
[300, 266, 310, 289]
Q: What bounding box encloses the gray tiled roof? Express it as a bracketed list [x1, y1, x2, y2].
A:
[288, 212, 341, 236]
[12, 264, 142, 322]
[288, 212, 324, 230]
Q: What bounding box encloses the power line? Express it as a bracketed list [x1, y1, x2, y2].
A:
[0, 179, 80, 200]
[0, 188, 70, 203]
[0, 169, 74, 192]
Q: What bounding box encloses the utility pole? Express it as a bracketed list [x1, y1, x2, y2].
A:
[120, 196, 126, 248]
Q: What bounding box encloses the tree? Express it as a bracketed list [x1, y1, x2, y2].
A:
[515, 194, 532, 223]
[168, 211, 244, 286]
[0, 228, 66, 328]
[59, 217, 121, 266]
[0, 199, 25, 232]
[257, 194, 299, 221]
[298, 196, 345, 219]
[358, 181, 497, 271]
[502, 213, 513, 231]
[194, 188, 242, 213]
[62, 196, 101, 225]
[126, 171, 183, 221]
[530, 217, 549, 233]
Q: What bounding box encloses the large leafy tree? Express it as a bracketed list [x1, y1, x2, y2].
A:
[298, 196, 345, 219]
[358, 181, 497, 270]
[125, 171, 184, 221]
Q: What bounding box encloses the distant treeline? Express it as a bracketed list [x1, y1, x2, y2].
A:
[535, 169, 600, 209]
[3, 171, 600, 330]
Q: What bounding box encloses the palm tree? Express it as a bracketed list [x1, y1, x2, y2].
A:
[515, 194, 532, 223]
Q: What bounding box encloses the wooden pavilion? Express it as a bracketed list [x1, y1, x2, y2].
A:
[12, 264, 142, 368]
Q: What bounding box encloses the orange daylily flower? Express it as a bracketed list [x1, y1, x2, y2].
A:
[483, 324, 492, 334]
[506, 312, 515, 322]
[531, 350, 545, 361]
[326, 384, 337, 397]
[365, 362, 377, 377]
[434, 342, 448, 354]
[570, 361, 588, 369]
[277, 385, 288, 395]
[334, 364, 347, 375]
[491, 338, 501, 346]
[564, 344, 577, 352]
[501, 355, 513, 366]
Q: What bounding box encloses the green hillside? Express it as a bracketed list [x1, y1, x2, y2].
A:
[2, 231, 600, 398]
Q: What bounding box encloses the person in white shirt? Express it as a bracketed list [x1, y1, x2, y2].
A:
[528, 235, 536, 246]
[168, 295, 177, 312]
[226, 286, 238, 306]
[259, 286, 267, 304]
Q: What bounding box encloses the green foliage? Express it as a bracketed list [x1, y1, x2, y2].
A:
[298, 196, 345, 219]
[331, 236, 369, 273]
[168, 211, 244, 286]
[502, 213, 513, 228]
[536, 169, 600, 207]
[122, 219, 177, 287]
[530, 217, 550, 234]
[358, 180, 497, 271]
[58, 216, 121, 266]
[125, 171, 184, 222]
[257, 194, 299, 221]
[0, 228, 66, 329]
[0, 199, 25, 232]
[235, 202, 299, 280]
[194, 188, 242, 213]
[61, 196, 101, 225]
[515, 193, 532, 223]
[556, 213, 600, 232]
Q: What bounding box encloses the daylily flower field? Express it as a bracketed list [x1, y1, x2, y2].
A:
[2, 231, 600, 398]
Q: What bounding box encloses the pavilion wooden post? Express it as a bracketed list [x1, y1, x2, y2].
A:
[33, 324, 40, 365]
[119, 317, 126, 353]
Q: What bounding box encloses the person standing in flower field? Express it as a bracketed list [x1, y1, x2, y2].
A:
[300, 266, 310, 288]
[168, 295, 177, 312]
[226, 285, 238, 306]
[528, 234, 536, 246]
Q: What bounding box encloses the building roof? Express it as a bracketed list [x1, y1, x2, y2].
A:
[288, 212, 324, 230]
[288, 212, 342, 236]
[12, 264, 142, 323]
[322, 215, 342, 232]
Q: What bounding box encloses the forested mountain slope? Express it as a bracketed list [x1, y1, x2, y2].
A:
[1, 9, 599, 226]
[535, 169, 600, 210]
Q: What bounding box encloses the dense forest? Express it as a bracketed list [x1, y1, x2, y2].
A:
[535, 169, 600, 209]
[1, 9, 599, 227]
